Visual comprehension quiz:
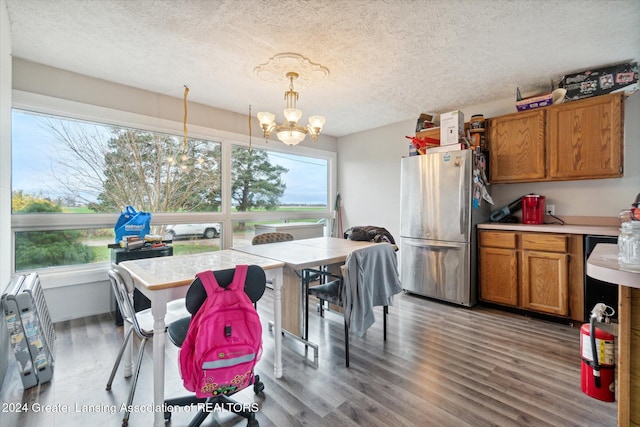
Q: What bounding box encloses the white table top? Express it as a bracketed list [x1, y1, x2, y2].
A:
[233, 237, 377, 269]
[586, 243, 640, 288]
[119, 249, 285, 290]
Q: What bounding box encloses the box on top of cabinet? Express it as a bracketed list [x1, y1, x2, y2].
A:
[560, 62, 638, 101]
[416, 112, 438, 132]
[440, 110, 464, 146]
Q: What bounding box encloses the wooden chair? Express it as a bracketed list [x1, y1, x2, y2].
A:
[251, 232, 294, 245]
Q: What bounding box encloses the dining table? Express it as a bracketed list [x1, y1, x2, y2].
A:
[117, 249, 284, 427]
[232, 237, 378, 338]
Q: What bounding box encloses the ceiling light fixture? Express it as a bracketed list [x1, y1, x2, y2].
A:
[257, 70, 326, 146]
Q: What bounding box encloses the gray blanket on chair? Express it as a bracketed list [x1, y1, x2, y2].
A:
[342, 243, 402, 337]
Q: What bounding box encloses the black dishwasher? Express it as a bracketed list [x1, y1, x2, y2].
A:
[584, 235, 618, 322]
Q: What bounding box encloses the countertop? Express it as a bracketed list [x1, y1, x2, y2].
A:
[478, 222, 619, 236]
[586, 243, 640, 288]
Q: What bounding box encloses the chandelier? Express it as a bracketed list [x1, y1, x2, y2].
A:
[257, 71, 326, 146]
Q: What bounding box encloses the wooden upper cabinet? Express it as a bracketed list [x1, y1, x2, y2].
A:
[489, 109, 546, 183]
[487, 93, 624, 183]
[548, 93, 623, 180]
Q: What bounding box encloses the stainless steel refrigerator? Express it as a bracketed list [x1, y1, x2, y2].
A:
[399, 149, 490, 306]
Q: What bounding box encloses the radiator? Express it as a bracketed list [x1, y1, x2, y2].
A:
[2, 273, 56, 389]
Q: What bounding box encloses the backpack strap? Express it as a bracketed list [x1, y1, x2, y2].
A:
[196, 270, 221, 297]
[196, 265, 249, 296]
[227, 265, 249, 292]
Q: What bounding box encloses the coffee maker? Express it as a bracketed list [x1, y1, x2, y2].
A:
[522, 194, 545, 224]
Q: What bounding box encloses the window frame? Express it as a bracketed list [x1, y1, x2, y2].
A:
[11, 90, 337, 280]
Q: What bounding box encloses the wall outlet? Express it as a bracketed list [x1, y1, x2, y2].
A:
[546, 204, 555, 216]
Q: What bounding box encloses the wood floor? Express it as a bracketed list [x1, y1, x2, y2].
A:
[0, 289, 617, 427]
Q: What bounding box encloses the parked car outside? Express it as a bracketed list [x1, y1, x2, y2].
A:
[164, 223, 221, 240]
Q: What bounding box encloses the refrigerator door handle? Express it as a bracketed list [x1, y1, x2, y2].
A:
[460, 171, 465, 235]
[458, 154, 469, 236]
[404, 239, 462, 249]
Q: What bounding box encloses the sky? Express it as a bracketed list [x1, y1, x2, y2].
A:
[11, 110, 328, 206]
[267, 151, 327, 205]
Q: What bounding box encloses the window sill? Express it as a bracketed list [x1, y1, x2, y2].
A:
[26, 263, 110, 290]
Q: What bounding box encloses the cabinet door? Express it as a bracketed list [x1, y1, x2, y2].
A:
[488, 110, 546, 183]
[479, 247, 518, 306]
[548, 93, 623, 180]
[521, 250, 569, 316]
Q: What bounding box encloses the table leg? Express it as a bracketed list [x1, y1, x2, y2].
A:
[269, 267, 318, 368]
[272, 269, 283, 378]
[282, 267, 302, 334]
[151, 299, 168, 427]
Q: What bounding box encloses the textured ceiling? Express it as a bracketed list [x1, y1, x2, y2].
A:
[5, 0, 640, 137]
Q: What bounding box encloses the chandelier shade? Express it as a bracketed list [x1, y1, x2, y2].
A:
[257, 112, 275, 129]
[277, 129, 307, 146]
[257, 71, 325, 146]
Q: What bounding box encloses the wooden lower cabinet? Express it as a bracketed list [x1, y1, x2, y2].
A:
[479, 230, 583, 321]
[479, 247, 518, 306]
[521, 250, 568, 315]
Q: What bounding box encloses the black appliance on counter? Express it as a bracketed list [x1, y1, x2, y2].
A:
[584, 235, 618, 322]
[111, 245, 173, 326]
[489, 196, 523, 223]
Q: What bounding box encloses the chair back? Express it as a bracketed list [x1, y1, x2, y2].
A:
[108, 267, 148, 336]
[251, 232, 294, 245]
[343, 243, 402, 336]
[184, 265, 267, 315]
[346, 242, 398, 268]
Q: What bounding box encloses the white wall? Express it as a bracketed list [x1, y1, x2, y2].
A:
[0, 0, 12, 391]
[336, 122, 410, 242]
[336, 94, 640, 240]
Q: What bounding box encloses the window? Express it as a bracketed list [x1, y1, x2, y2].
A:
[12, 109, 222, 214]
[10, 102, 335, 274]
[15, 228, 112, 271]
[230, 144, 328, 212]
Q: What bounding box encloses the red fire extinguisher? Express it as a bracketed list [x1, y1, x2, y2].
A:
[580, 303, 616, 402]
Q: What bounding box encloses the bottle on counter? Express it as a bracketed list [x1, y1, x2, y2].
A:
[618, 220, 640, 271]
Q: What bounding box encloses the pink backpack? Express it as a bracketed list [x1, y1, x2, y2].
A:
[179, 265, 262, 398]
